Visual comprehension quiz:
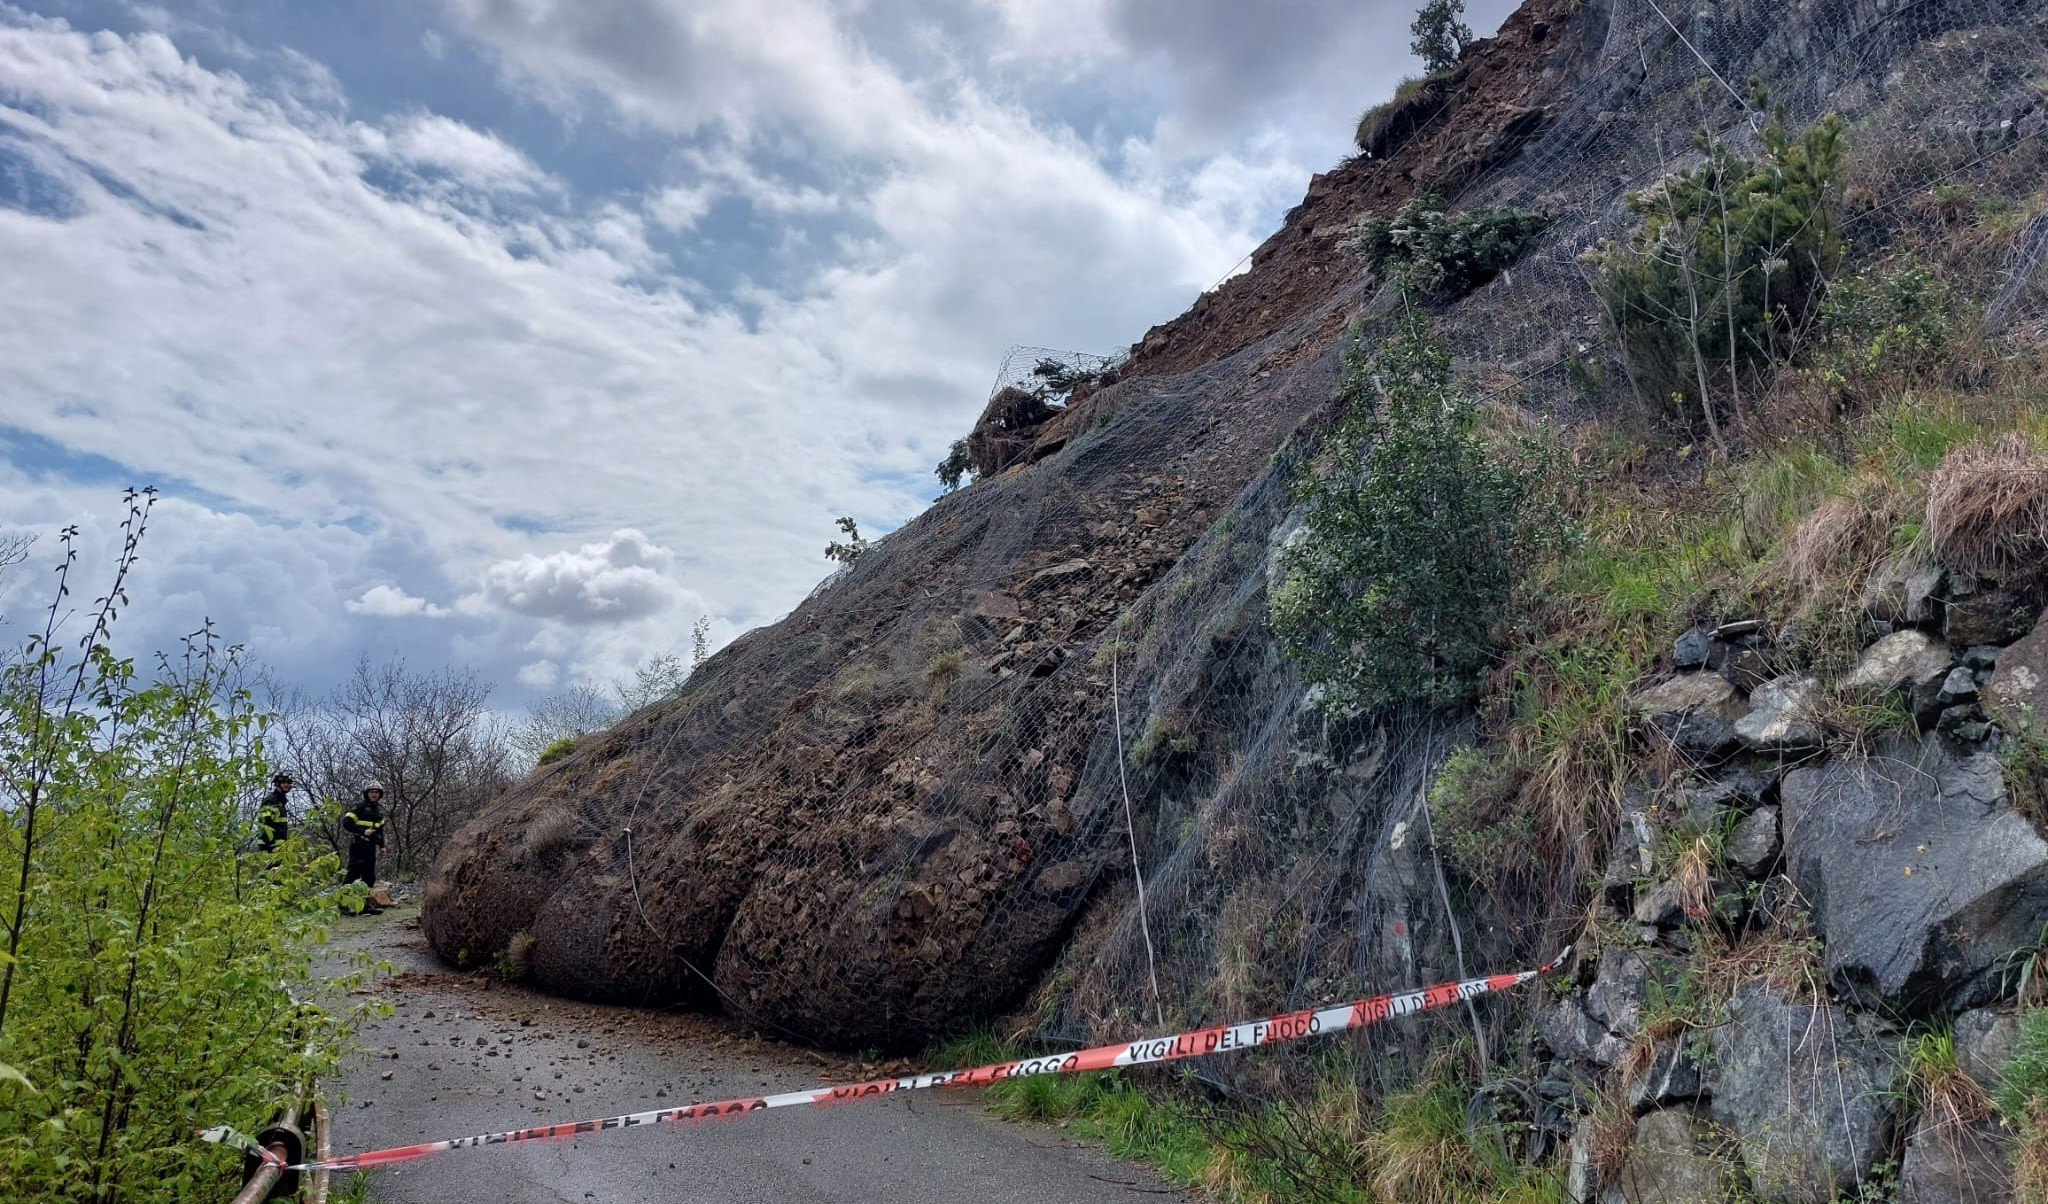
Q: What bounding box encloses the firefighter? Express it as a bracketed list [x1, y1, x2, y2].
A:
[342, 781, 387, 914]
[257, 771, 294, 853]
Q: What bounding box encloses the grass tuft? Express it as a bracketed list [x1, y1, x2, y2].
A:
[1925, 431, 2048, 580]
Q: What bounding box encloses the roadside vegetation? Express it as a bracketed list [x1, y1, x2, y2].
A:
[0, 494, 372, 1202]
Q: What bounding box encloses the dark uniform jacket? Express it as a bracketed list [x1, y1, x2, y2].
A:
[257, 787, 291, 851]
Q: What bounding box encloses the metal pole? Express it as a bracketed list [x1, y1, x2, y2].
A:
[228, 1102, 303, 1204]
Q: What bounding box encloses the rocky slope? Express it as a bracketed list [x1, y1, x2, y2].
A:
[428, 0, 2048, 1197]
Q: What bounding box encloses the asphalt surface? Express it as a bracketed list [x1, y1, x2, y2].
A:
[327, 908, 1196, 1204]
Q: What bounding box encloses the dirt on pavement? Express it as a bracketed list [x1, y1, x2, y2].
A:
[327, 908, 1199, 1203]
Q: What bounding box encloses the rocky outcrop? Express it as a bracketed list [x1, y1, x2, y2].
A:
[1596, 1108, 1735, 1204]
[1898, 1112, 2014, 1204]
[1987, 611, 2048, 728]
[1781, 736, 2048, 1013]
[1703, 984, 1900, 1200]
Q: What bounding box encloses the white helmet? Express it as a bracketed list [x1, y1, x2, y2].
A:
[362, 781, 385, 795]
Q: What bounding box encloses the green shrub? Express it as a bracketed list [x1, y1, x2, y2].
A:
[1346, 195, 1548, 299]
[536, 735, 579, 766]
[936, 438, 974, 492]
[1273, 312, 1555, 712]
[1808, 254, 1956, 400]
[0, 511, 357, 1200]
[1589, 109, 1846, 441]
[1998, 1008, 2048, 1123]
[1410, 0, 1474, 74]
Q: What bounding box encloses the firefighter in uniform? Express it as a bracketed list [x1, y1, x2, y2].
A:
[342, 781, 387, 913]
[257, 771, 294, 853]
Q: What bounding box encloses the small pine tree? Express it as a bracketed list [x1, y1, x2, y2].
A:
[936, 439, 973, 492]
[824, 516, 868, 565]
[1410, 0, 1473, 74]
[1271, 312, 1552, 711]
[1589, 108, 1845, 442]
[1345, 195, 1548, 299]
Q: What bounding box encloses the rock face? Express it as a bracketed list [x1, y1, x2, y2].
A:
[1781, 737, 2048, 1013]
[1897, 1112, 2014, 1204]
[1598, 1108, 1733, 1204]
[1987, 612, 2048, 729]
[1704, 984, 1899, 1200]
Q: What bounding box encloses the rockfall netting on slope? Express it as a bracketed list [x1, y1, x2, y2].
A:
[426, 0, 2048, 1073]
[1026, 0, 2048, 1087]
[423, 287, 1362, 1050]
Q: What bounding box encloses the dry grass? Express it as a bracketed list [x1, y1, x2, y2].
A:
[1906, 1031, 1993, 1141]
[1670, 836, 1716, 922]
[1695, 905, 1826, 1000]
[524, 807, 578, 857]
[1926, 432, 2048, 578]
[2022, 1104, 2048, 1204]
[1584, 1095, 1638, 1187]
[1777, 484, 1905, 596]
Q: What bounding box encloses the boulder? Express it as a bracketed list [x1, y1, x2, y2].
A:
[1865, 551, 1946, 626]
[1945, 583, 2039, 648]
[1986, 613, 2048, 730]
[1541, 946, 1661, 1067]
[1632, 674, 1744, 760]
[1727, 806, 1781, 877]
[1734, 677, 1825, 750]
[1704, 983, 1900, 1200]
[1625, 1042, 1703, 1115]
[1673, 625, 1715, 670]
[1844, 629, 1954, 693]
[1597, 1108, 1735, 1204]
[1955, 1008, 2022, 1090]
[1897, 1111, 2014, 1204]
[1781, 736, 2048, 1012]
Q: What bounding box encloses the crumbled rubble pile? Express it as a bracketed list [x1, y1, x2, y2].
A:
[1546, 564, 2048, 1202]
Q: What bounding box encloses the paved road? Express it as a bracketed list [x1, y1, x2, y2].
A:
[328, 909, 1194, 1204]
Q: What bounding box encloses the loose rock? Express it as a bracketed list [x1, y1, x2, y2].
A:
[1632, 674, 1744, 761]
[1844, 630, 1953, 693]
[1727, 806, 1780, 877]
[1782, 736, 2048, 1012]
[1734, 678, 1824, 750]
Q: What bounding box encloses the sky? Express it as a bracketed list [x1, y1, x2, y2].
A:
[0, 0, 1514, 713]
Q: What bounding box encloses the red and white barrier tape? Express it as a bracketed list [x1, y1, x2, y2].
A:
[207, 948, 1568, 1174]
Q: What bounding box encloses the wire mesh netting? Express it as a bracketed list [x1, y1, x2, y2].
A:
[426, 0, 2048, 1104]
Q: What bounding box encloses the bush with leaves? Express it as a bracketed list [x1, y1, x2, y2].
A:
[1272, 312, 1555, 712]
[1588, 107, 1846, 442]
[1410, 0, 1473, 74]
[0, 502, 358, 1202]
[1346, 195, 1548, 299]
[1806, 253, 1958, 400]
[936, 438, 974, 492]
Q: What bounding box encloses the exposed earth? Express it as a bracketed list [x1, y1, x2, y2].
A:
[327, 908, 1196, 1203]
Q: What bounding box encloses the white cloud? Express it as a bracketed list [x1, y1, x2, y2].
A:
[477, 529, 681, 624]
[345, 583, 450, 617]
[381, 114, 546, 192]
[0, 1, 1426, 708]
